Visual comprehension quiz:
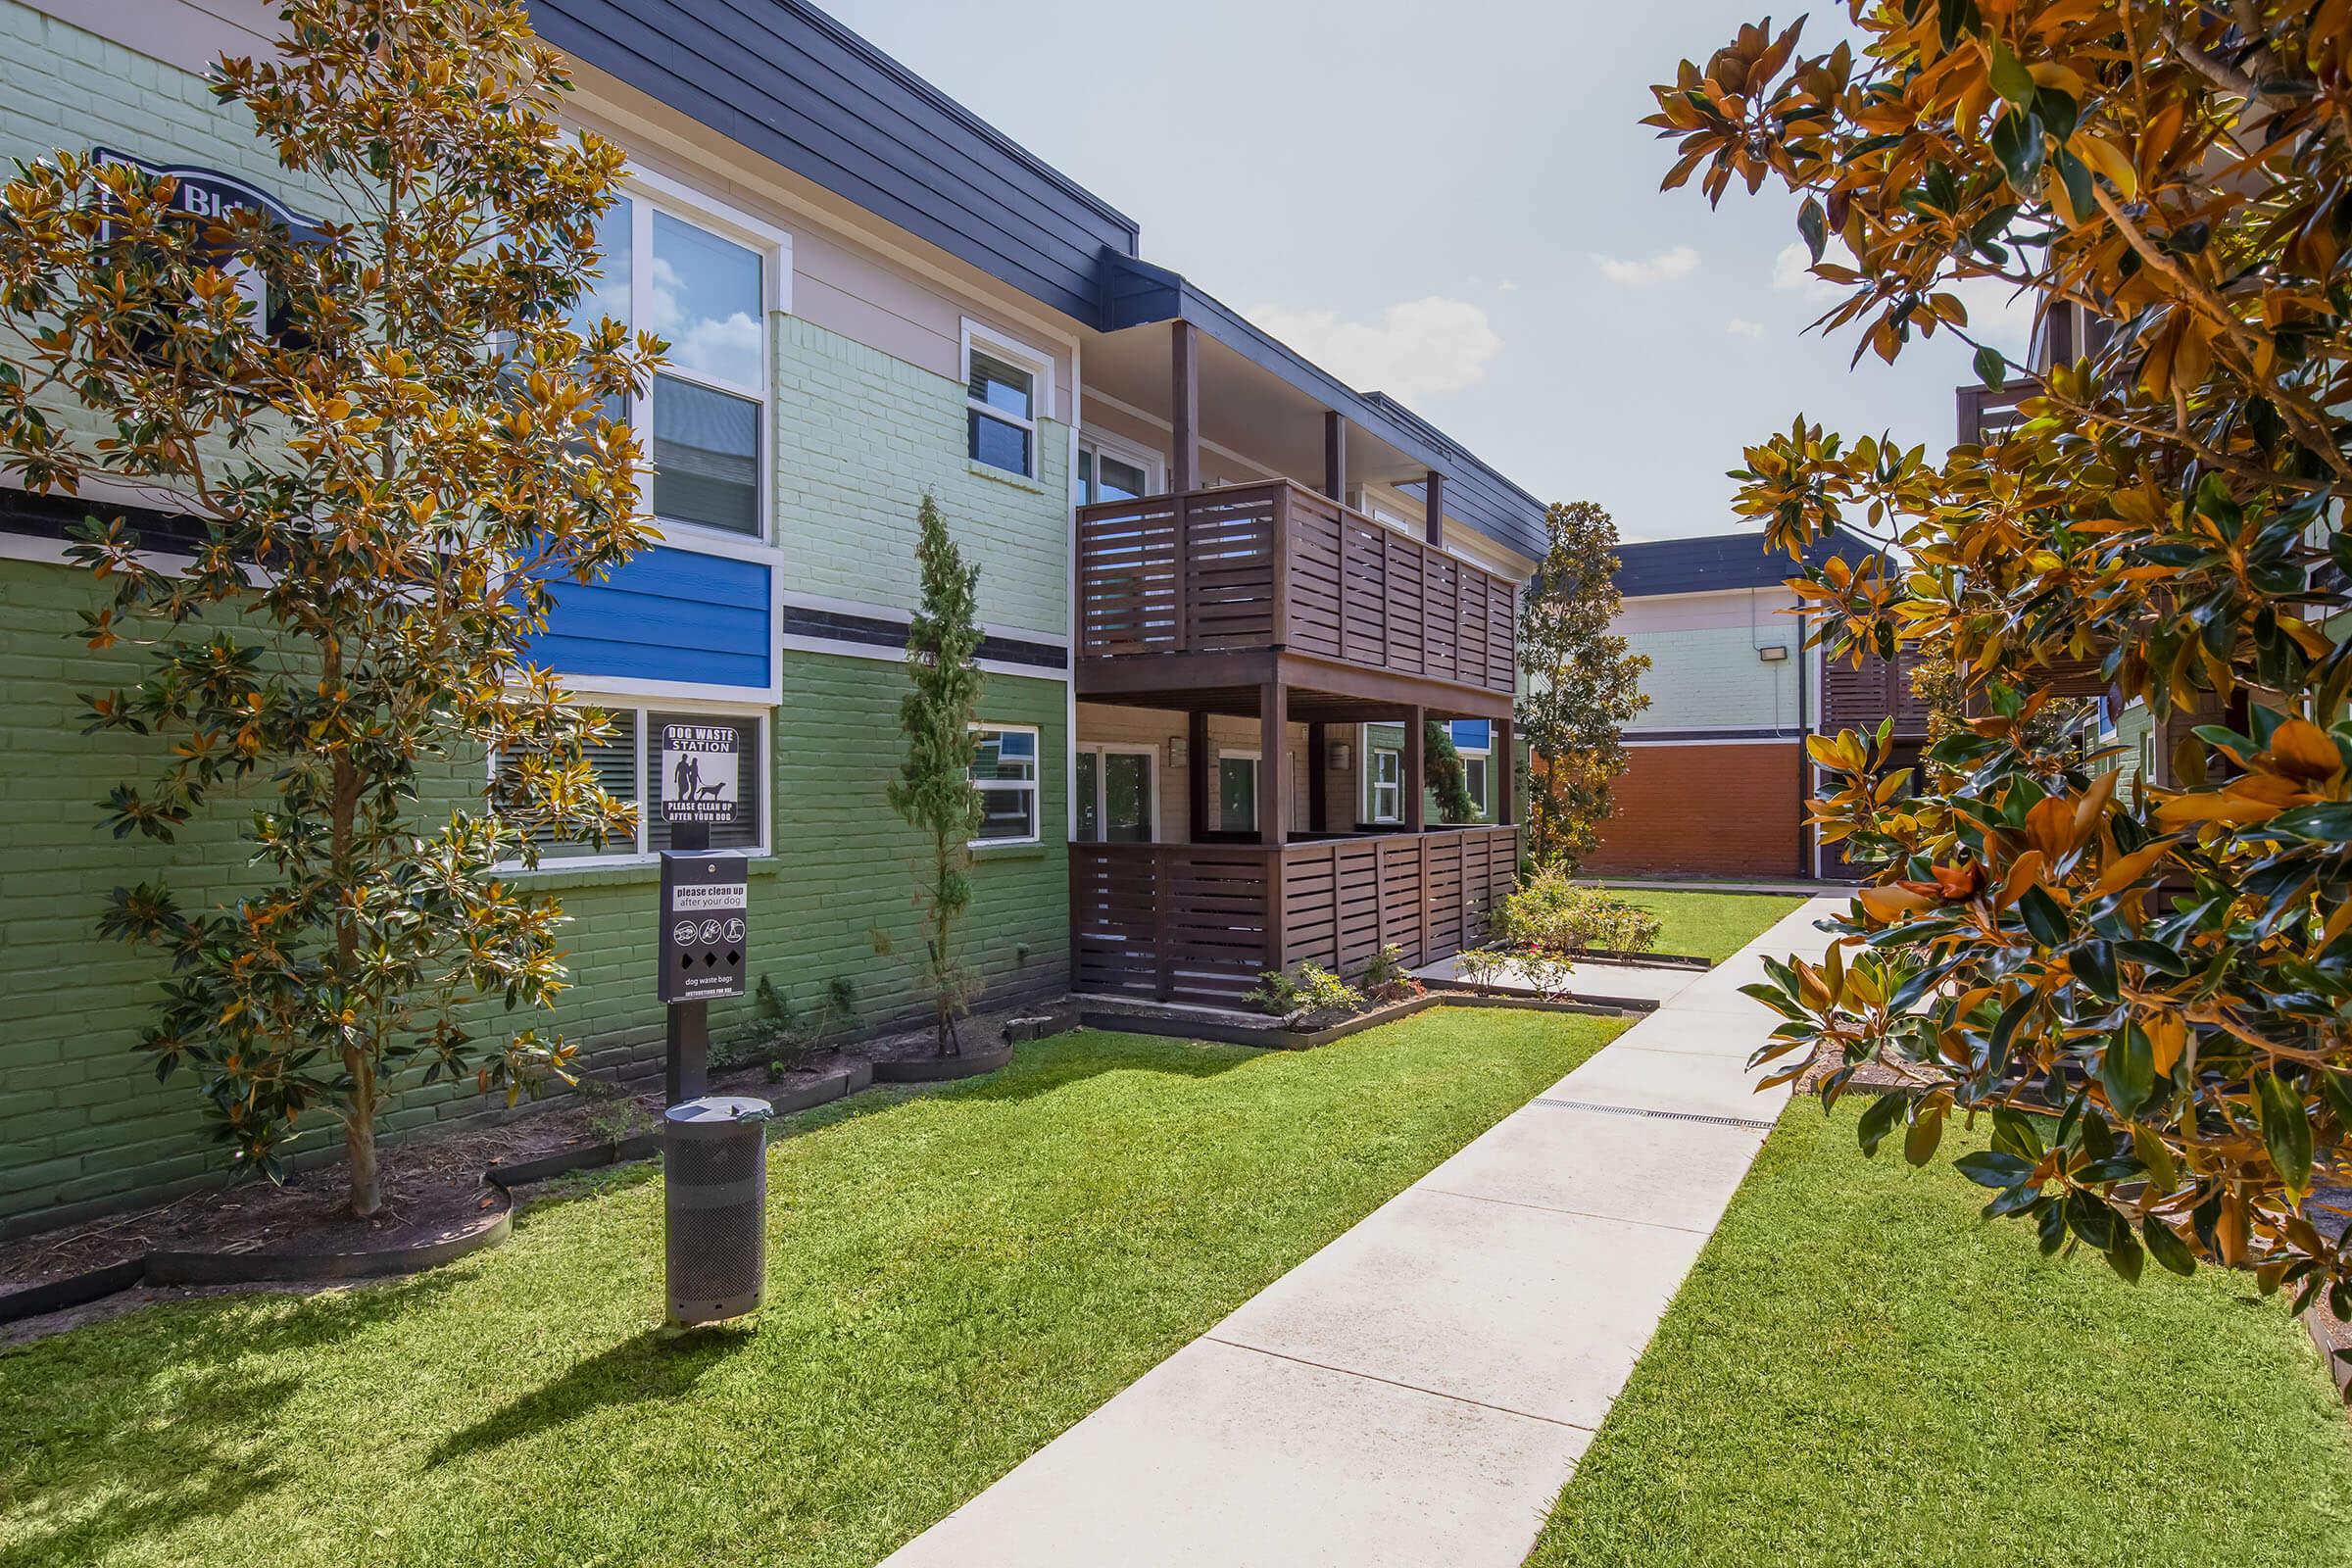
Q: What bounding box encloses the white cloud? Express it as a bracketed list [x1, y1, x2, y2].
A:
[1591, 246, 1698, 287]
[1725, 318, 1766, 339]
[1243, 296, 1502, 403]
[1772, 242, 1841, 302]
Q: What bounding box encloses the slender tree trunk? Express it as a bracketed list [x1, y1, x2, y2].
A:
[344, 1056, 380, 1217]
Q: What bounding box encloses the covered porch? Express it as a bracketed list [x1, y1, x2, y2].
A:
[1071, 656, 1520, 1006]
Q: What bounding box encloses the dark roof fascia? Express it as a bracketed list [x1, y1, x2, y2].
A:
[1612, 529, 1876, 598]
[528, 0, 1139, 324]
[1101, 254, 1546, 563]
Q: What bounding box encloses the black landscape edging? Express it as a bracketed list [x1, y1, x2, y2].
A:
[1579, 948, 1712, 971]
[1422, 978, 1666, 1015]
[142, 1189, 514, 1287]
[870, 1040, 1014, 1083]
[1080, 990, 1642, 1052]
[486, 1130, 663, 1190]
[0, 1256, 147, 1327]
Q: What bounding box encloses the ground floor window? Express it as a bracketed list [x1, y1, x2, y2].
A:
[971, 724, 1041, 844]
[497, 704, 766, 863]
[1368, 747, 1401, 823]
[1218, 750, 1258, 833]
[1075, 744, 1155, 843]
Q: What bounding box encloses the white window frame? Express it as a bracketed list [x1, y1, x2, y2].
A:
[1216, 747, 1261, 833]
[1073, 741, 1160, 843]
[1074, 427, 1162, 506]
[1367, 744, 1402, 824]
[618, 166, 790, 551]
[970, 721, 1043, 847]
[492, 694, 773, 870]
[963, 318, 1055, 479]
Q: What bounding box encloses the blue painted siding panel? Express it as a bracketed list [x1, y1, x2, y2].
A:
[530, 545, 772, 690]
[1450, 720, 1492, 751]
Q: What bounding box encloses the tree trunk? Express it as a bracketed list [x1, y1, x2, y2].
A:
[344, 1053, 381, 1218]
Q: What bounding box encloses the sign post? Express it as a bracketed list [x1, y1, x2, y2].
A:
[656, 720, 750, 1104]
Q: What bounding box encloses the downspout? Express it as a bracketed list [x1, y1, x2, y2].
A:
[1794, 606, 1810, 880]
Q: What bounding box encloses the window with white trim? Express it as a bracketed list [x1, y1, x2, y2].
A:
[1218, 749, 1260, 833]
[576, 190, 775, 539]
[964, 321, 1052, 478]
[1075, 742, 1155, 843]
[971, 724, 1041, 844]
[1368, 747, 1402, 823]
[495, 706, 766, 864]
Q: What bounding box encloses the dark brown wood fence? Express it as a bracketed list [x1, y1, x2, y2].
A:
[1070, 826, 1520, 1005]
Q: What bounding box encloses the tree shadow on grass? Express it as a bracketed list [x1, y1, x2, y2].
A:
[426, 1323, 754, 1468]
[0, 1270, 462, 1568]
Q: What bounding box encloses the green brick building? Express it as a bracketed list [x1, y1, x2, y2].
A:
[0, 0, 1551, 1236]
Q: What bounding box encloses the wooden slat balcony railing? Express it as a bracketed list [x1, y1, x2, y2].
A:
[1956, 379, 2035, 444]
[1069, 825, 1520, 1006]
[1077, 479, 1518, 696]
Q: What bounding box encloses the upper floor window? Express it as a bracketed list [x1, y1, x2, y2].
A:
[963, 320, 1053, 479]
[578, 184, 781, 540]
[1077, 433, 1157, 505]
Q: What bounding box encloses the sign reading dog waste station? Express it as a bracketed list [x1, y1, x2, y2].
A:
[659, 721, 746, 826]
[659, 852, 748, 1004]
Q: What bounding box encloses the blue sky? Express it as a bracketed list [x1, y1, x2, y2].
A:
[822, 0, 2028, 542]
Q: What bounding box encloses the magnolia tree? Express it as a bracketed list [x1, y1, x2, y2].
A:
[888, 494, 984, 1055]
[1651, 5, 2352, 1306]
[0, 0, 658, 1214]
[1518, 501, 1650, 868]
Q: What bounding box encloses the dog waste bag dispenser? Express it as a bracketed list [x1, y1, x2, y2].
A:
[656, 719, 751, 1105]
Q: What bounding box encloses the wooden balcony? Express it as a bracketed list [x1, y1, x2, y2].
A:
[1071, 825, 1520, 1007]
[1821, 647, 1935, 739]
[1077, 479, 1519, 705]
[1956, 379, 2034, 444]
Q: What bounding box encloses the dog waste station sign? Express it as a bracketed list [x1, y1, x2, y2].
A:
[656, 718, 752, 1104]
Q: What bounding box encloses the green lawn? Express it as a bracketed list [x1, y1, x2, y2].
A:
[1613, 888, 1805, 962]
[0, 1009, 1619, 1568]
[1526, 1102, 2352, 1568]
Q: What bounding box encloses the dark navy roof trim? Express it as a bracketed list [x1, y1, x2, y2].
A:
[782, 604, 1066, 671]
[1613, 529, 1876, 598]
[529, 0, 1139, 322]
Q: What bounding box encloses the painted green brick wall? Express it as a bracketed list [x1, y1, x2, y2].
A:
[0, 574, 1068, 1237]
[773, 316, 1068, 637]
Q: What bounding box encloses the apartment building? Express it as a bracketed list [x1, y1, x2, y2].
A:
[0, 0, 1546, 1229]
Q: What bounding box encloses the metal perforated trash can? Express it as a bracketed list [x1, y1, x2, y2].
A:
[663, 1096, 770, 1325]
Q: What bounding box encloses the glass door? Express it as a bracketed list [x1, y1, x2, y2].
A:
[1074, 745, 1155, 842]
[1077, 435, 1157, 505]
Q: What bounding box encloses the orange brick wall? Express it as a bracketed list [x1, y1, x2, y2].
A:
[1583, 742, 1805, 878]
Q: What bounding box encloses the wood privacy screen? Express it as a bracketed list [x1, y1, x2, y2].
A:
[1077, 480, 1518, 695]
[1819, 647, 1935, 738]
[1070, 826, 1520, 1005]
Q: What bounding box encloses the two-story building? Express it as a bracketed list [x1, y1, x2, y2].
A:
[1581, 528, 1912, 881]
[0, 0, 1544, 1232]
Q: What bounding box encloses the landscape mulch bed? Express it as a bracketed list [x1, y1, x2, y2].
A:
[0, 998, 1065, 1325]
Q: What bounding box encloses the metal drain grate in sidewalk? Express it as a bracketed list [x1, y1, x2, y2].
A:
[1532, 1097, 1778, 1132]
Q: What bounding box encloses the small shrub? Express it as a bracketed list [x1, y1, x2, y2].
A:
[1491, 870, 1659, 958]
[1361, 944, 1424, 1004]
[1454, 947, 1509, 988]
[1249, 962, 1365, 1023]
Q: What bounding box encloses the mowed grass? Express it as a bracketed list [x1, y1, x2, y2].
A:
[0, 1009, 1619, 1568]
[1526, 1102, 2352, 1568]
[1612, 888, 1805, 963]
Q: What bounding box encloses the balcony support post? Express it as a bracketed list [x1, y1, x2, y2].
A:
[1187, 709, 1210, 837]
[1307, 720, 1329, 833]
[1402, 705, 1426, 832]
[1258, 680, 1288, 848]
[1495, 715, 1516, 827]
[1323, 412, 1347, 501]
[1171, 319, 1200, 493]
[1423, 468, 1446, 548]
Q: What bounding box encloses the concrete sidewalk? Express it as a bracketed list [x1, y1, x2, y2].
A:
[882, 899, 1842, 1568]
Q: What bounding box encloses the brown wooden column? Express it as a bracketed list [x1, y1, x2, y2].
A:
[1171, 319, 1200, 493]
[1323, 412, 1347, 500]
[1495, 715, 1516, 826]
[1423, 468, 1446, 547]
[1307, 720, 1329, 833]
[1259, 681, 1289, 847]
[1402, 706, 1426, 831]
[1187, 709, 1209, 838]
